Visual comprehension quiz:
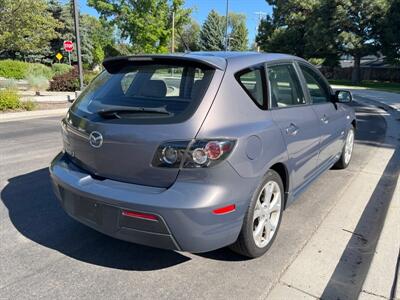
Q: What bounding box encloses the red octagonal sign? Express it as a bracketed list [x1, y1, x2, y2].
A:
[63, 40, 74, 52]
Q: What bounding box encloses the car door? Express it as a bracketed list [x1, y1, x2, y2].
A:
[267, 62, 322, 192]
[297, 63, 347, 168]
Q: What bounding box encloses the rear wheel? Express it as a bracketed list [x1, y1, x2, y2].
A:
[334, 126, 354, 169]
[230, 170, 284, 258]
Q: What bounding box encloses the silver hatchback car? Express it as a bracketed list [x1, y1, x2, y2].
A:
[50, 52, 356, 258]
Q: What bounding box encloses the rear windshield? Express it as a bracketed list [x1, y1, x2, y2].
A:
[70, 62, 215, 124]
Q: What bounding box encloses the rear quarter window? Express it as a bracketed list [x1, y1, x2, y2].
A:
[235, 66, 266, 109]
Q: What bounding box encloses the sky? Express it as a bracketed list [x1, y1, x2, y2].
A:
[78, 0, 273, 44]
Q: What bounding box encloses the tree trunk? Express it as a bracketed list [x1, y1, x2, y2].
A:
[352, 55, 361, 84]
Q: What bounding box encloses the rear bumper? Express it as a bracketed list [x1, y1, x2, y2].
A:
[50, 152, 258, 253]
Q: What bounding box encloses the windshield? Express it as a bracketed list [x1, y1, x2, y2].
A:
[71, 62, 215, 123]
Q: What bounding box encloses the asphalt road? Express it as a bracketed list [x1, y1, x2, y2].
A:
[0, 101, 387, 299]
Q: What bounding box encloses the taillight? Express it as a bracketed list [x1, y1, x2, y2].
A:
[152, 139, 236, 168]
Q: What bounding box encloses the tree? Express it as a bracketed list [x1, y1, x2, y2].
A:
[177, 20, 201, 52]
[256, 0, 319, 58]
[380, 0, 400, 65]
[88, 0, 191, 54]
[256, 0, 390, 81]
[255, 16, 275, 51]
[228, 13, 249, 51]
[46, 1, 115, 66]
[335, 0, 389, 82]
[200, 10, 226, 51]
[0, 0, 61, 59]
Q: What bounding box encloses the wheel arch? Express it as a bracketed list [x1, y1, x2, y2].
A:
[351, 119, 357, 130]
[269, 162, 289, 208]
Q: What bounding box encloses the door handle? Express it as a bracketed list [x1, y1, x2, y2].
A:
[285, 123, 299, 136]
[321, 114, 329, 124]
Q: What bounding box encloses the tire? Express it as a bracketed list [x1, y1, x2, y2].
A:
[334, 126, 355, 169]
[230, 170, 284, 258]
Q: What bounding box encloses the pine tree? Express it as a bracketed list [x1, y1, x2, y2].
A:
[200, 10, 225, 51]
[228, 13, 248, 51]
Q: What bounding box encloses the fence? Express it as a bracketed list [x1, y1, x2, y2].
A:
[319, 67, 400, 83]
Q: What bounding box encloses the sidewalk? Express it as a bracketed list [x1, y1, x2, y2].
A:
[267, 91, 400, 300]
[357, 92, 400, 300]
[0, 108, 68, 123]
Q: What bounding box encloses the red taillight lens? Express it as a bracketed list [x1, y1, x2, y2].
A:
[205, 141, 222, 160]
[121, 210, 158, 221]
[185, 139, 236, 168]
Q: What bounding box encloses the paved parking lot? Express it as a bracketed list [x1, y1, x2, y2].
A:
[0, 98, 398, 299]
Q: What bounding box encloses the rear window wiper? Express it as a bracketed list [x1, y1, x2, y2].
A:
[96, 106, 172, 119]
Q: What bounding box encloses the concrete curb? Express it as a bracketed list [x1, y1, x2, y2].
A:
[0, 108, 67, 123]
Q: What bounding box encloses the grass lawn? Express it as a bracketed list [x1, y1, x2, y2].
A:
[328, 80, 400, 94]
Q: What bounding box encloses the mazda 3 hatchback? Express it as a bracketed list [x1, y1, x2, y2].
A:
[50, 52, 356, 258]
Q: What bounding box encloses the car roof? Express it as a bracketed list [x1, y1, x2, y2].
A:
[186, 52, 308, 72]
[103, 51, 306, 73]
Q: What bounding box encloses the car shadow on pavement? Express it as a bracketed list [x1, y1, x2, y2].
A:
[1, 168, 191, 271]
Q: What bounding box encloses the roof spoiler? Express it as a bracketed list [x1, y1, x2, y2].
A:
[103, 55, 225, 73]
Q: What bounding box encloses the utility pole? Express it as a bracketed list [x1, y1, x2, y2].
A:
[225, 0, 229, 51]
[171, 11, 175, 53]
[72, 0, 84, 91]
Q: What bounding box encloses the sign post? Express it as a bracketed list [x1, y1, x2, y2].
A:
[72, 0, 84, 91]
[63, 40, 74, 65]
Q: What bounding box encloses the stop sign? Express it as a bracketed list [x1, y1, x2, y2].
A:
[63, 41, 74, 52]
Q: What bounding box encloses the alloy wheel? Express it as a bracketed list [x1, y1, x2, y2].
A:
[344, 129, 354, 165]
[252, 181, 282, 248]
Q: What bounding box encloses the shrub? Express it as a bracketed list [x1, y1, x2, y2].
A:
[0, 89, 21, 111]
[21, 100, 37, 111]
[49, 66, 80, 92]
[26, 75, 49, 95]
[52, 63, 73, 77]
[0, 60, 29, 79]
[84, 71, 100, 85]
[27, 63, 53, 80]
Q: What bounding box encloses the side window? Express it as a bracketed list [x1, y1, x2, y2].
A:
[267, 64, 305, 108]
[236, 67, 265, 108]
[299, 65, 330, 104]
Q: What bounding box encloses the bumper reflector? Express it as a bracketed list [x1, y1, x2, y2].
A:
[212, 204, 236, 215]
[121, 210, 158, 221]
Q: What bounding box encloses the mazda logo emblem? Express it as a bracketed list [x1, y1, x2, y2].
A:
[89, 131, 103, 148]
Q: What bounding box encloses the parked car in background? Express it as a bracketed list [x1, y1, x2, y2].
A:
[50, 52, 356, 258]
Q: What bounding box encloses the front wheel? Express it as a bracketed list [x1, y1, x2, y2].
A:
[334, 126, 355, 169]
[230, 170, 284, 258]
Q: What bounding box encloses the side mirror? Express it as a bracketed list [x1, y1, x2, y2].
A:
[334, 90, 352, 103]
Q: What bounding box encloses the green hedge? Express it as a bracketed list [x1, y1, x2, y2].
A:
[0, 60, 73, 80]
[0, 60, 29, 79]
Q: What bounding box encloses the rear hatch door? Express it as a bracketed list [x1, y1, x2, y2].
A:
[63, 57, 225, 188]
